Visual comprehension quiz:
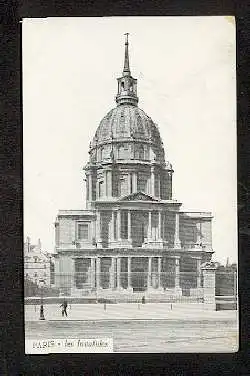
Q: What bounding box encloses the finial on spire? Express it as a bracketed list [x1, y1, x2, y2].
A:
[125, 32, 129, 44]
[123, 32, 130, 76]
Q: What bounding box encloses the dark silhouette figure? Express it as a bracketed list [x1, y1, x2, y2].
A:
[60, 300, 68, 317]
[142, 296, 145, 304]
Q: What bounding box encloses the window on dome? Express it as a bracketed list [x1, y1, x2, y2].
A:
[120, 175, 128, 196]
[99, 147, 104, 161]
[118, 143, 129, 159]
[135, 144, 144, 160]
[121, 81, 125, 91]
[138, 172, 148, 193]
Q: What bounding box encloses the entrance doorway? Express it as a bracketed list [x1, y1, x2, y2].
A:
[132, 267, 147, 292]
[132, 212, 147, 247]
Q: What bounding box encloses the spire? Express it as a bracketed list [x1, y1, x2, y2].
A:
[123, 33, 130, 76]
[116, 34, 138, 106]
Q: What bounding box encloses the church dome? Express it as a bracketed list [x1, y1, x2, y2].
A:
[92, 104, 163, 148]
[88, 34, 167, 167]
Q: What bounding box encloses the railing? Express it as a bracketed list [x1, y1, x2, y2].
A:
[24, 271, 237, 309]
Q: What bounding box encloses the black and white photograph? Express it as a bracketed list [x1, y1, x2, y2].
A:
[23, 16, 237, 353]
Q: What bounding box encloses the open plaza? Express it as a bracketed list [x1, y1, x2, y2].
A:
[25, 303, 238, 353]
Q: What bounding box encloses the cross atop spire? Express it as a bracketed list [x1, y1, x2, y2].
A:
[123, 32, 130, 76]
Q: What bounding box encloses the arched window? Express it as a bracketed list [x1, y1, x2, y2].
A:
[135, 144, 144, 160]
[118, 144, 129, 159]
[121, 81, 125, 91]
[99, 147, 104, 161]
[139, 144, 144, 160]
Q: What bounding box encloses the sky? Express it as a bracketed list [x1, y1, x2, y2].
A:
[23, 16, 236, 264]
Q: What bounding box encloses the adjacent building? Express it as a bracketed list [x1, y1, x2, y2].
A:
[54, 35, 215, 304]
[24, 237, 54, 287]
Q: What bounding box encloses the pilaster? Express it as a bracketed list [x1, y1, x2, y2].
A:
[201, 262, 216, 310]
[174, 212, 181, 248]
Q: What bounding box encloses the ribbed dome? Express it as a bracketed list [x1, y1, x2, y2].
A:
[92, 105, 163, 148]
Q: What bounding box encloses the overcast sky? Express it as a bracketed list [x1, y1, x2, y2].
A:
[23, 16, 236, 264]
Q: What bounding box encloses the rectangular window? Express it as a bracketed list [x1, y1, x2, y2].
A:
[78, 223, 89, 240]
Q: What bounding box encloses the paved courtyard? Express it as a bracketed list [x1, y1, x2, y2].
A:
[25, 303, 238, 352]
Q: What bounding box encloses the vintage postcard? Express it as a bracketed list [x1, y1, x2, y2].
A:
[23, 16, 237, 353]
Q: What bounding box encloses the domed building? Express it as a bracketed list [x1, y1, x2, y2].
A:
[54, 35, 215, 305]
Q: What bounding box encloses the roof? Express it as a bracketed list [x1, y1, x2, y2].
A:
[91, 105, 164, 149]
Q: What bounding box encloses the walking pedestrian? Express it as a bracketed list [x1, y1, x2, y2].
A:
[60, 300, 68, 317]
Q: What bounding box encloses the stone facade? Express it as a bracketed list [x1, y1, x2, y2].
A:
[54, 36, 215, 303]
[24, 237, 53, 287]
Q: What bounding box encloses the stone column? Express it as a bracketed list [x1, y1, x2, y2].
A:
[148, 257, 152, 289]
[110, 257, 115, 289]
[127, 257, 132, 289]
[175, 257, 180, 289]
[201, 263, 216, 310]
[127, 210, 132, 241]
[96, 211, 102, 246]
[106, 170, 112, 197]
[117, 257, 121, 289]
[90, 257, 95, 289]
[96, 257, 101, 290]
[132, 172, 137, 193]
[110, 210, 115, 242]
[158, 211, 162, 240]
[147, 211, 152, 241]
[150, 166, 155, 196]
[127, 172, 132, 195]
[158, 174, 161, 199]
[103, 170, 107, 197]
[89, 173, 93, 202]
[174, 212, 181, 248]
[158, 257, 162, 288]
[54, 257, 60, 288]
[117, 209, 122, 241]
[196, 258, 201, 288]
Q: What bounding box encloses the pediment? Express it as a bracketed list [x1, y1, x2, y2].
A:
[119, 192, 160, 202]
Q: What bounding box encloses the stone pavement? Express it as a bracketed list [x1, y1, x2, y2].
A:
[25, 303, 238, 322]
